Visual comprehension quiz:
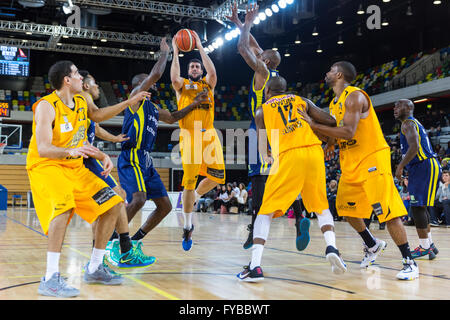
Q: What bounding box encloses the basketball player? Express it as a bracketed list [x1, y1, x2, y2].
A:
[227, 3, 309, 251]
[79, 70, 156, 268]
[117, 37, 210, 258]
[299, 61, 419, 280]
[237, 76, 346, 281]
[171, 30, 226, 251]
[27, 60, 135, 297]
[394, 99, 440, 259]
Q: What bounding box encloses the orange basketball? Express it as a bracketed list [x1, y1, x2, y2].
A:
[175, 29, 196, 52]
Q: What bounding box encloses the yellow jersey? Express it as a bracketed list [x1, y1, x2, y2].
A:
[262, 94, 322, 156]
[329, 86, 389, 182]
[26, 91, 89, 170]
[177, 77, 215, 130]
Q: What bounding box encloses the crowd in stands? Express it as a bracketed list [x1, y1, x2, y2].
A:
[195, 182, 249, 215]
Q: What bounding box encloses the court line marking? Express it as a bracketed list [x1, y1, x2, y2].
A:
[2, 213, 180, 300]
[63, 245, 180, 300]
[266, 246, 450, 280]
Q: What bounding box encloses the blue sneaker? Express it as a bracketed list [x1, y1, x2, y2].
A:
[118, 246, 156, 269]
[296, 218, 310, 251]
[182, 225, 194, 251]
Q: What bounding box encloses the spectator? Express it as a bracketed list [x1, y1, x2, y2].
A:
[445, 142, 450, 157]
[327, 180, 339, 221]
[431, 171, 450, 227]
[229, 183, 239, 208]
[213, 185, 226, 213]
[441, 159, 449, 171]
[196, 189, 216, 213]
[237, 183, 248, 213]
[436, 144, 445, 159]
[217, 184, 233, 214]
[399, 176, 414, 226]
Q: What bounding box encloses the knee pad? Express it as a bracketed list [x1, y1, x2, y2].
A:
[411, 206, 429, 229]
[317, 209, 335, 229]
[253, 214, 272, 241]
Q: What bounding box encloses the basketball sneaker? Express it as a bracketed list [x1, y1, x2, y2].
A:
[243, 224, 253, 250]
[182, 225, 194, 251]
[431, 243, 439, 255]
[38, 272, 79, 298]
[105, 239, 120, 267]
[396, 257, 419, 280]
[360, 239, 387, 268]
[83, 262, 124, 285]
[410, 245, 436, 260]
[325, 245, 347, 275]
[295, 217, 310, 251]
[118, 246, 156, 268]
[236, 264, 264, 282]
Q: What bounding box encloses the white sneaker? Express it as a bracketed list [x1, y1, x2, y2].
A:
[361, 239, 387, 268]
[396, 257, 419, 280]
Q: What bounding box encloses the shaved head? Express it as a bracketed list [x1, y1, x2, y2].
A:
[262, 49, 281, 69]
[265, 76, 287, 99]
[132, 73, 148, 88]
[397, 99, 415, 111]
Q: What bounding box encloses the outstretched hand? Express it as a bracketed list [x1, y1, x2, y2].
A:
[225, 2, 243, 28]
[160, 36, 170, 53]
[244, 3, 259, 26]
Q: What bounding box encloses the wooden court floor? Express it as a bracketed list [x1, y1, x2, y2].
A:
[1, 207, 450, 300]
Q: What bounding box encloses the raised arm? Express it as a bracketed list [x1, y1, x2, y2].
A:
[237, 4, 269, 89]
[170, 37, 184, 92]
[191, 31, 217, 89]
[226, 2, 263, 57]
[130, 37, 170, 99]
[158, 89, 209, 124]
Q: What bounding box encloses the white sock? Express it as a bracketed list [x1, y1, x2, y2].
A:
[45, 252, 60, 281]
[250, 244, 264, 269]
[194, 190, 202, 203]
[88, 248, 106, 274]
[183, 211, 192, 230]
[323, 231, 337, 248]
[419, 238, 430, 249]
[428, 232, 433, 244]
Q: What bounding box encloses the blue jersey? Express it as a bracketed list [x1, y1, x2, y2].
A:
[121, 98, 159, 152]
[87, 118, 96, 144]
[248, 68, 279, 177]
[400, 116, 437, 170]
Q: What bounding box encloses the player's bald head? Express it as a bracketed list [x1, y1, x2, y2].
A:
[262, 49, 281, 69]
[397, 99, 415, 111]
[132, 73, 148, 88]
[265, 76, 287, 99]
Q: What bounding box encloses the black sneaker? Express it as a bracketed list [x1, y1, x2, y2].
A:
[243, 224, 253, 250]
[236, 264, 264, 282]
[182, 225, 194, 251]
[431, 243, 439, 255]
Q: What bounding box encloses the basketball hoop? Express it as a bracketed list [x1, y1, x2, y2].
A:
[0, 143, 6, 154]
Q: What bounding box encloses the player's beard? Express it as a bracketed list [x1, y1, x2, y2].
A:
[188, 74, 202, 82]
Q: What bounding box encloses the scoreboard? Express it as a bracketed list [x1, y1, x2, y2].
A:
[0, 46, 30, 77]
[0, 101, 11, 118]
